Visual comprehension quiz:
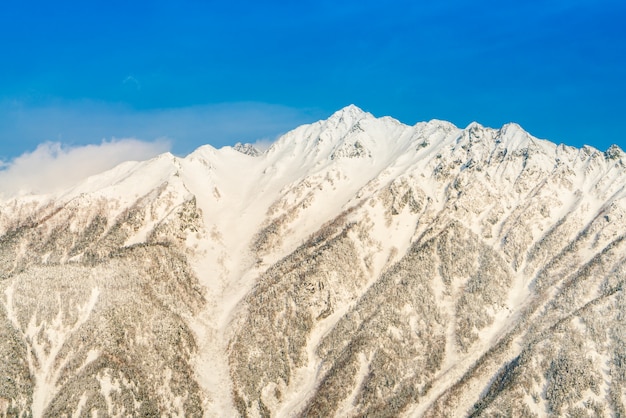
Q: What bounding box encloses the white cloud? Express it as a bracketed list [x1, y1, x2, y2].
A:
[0, 100, 324, 198]
[0, 138, 170, 198]
[122, 75, 141, 90]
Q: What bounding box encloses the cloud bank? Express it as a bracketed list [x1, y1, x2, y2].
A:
[0, 139, 170, 198]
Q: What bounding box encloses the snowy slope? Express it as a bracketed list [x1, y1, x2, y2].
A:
[1, 105, 626, 417]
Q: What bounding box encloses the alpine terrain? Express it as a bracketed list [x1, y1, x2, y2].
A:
[1, 105, 625, 417]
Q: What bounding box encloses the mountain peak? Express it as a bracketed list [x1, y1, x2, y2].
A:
[335, 103, 366, 115]
[465, 121, 484, 130]
[499, 122, 531, 139]
[326, 104, 370, 126]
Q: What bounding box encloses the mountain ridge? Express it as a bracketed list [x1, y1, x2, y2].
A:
[2, 105, 621, 206]
[1, 105, 625, 417]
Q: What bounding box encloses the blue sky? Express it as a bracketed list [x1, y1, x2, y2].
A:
[1, 0, 625, 164]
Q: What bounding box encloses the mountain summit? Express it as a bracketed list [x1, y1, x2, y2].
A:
[1, 107, 625, 417]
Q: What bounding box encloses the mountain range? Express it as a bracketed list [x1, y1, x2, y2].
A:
[1, 105, 625, 417]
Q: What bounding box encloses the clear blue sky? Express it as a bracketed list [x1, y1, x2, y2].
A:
[1, 0, 625, 161]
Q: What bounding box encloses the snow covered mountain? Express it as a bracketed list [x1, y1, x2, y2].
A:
[1, 105, 625, 417]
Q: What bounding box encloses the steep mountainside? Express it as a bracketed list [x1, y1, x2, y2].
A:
[1, 105, 625, 417]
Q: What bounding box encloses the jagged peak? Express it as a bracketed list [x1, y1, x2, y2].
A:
[421, 119, 458, 130]
[465, 121, 485, 131]
[497, 122, 532, 145]
[264, 105, 374, 156]
[326, 104, 372, 127]
[447, 121, 563, 166]
[605, 144, 624, 160]
[331, 104, 367, 117]
[581, 144, 602, 154]
[499, 122, 525, 134]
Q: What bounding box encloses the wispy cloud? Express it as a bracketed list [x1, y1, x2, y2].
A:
[0, 99, 323, 198]
[122, 75, 141, 90]
[0, 138, 170, 198]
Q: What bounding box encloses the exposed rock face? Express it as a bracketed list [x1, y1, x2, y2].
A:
[1, 105, 625, 417]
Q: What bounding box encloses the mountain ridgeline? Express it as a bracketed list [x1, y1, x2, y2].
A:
[1, 105, 625, 417]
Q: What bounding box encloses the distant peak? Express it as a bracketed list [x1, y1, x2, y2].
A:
[465, 121, 484, 130]
[424, 119, 457, 128]
[327, 105, 370, 125]
[605, 144, 623, 160]
[499, 122, 527, 136]
[337, 104, 366, 115]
